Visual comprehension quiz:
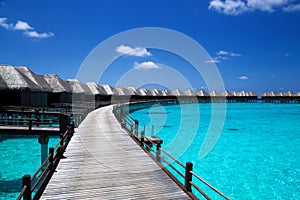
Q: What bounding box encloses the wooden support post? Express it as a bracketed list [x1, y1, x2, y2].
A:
[140, 130, 145, 147]
[28, 120, 32, 131]
[38, 135, 49, 166]
[60, 133, 64, 147]
[71, 123, 75, 135]
[134, 119, 139, 136]
[59, 114, 69, 133]
[156, 142, 161, 163]
[22, 174, 31, 200]
[185, 162, 193, 192]
[49, 147, 54, 172]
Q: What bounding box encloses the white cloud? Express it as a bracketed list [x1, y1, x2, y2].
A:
[116, 44, 152, 57]
[24, 31, 54, 39]
[13, 20, 33, 30]
[238, 75, 249, 80]
[211, 50, 241, 63]
[283, 3, 300, 12]
[133, 61, 161, 70]
[0, 17, 54, 39]
[209, 0, 249, 15]
[216, 50, 230, 55]
[209, 0, 296, 15]
[217, 50, 241, 57]
[0, 17, 11, 29]
[247, 0, 289, 12]
[205, 59, 221, 63]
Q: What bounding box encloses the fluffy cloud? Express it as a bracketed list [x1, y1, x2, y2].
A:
[0, 17, 11, 29]
[205, 59, 221, 63]
[208, 50, 241, 63]
[24, 31, 54, 39]
[247, 0, 289, 12]
[217, 50, 241, 57]
[0, 17, 54, 39]
[209, 0, 298, 15]
[283, 3, 300, 12]
[116, 44, 151, 57]
[13, 20, 33, 30]
[238, 75, 249, 80]
[209, 0, 248, 15]
[133, 61, 161, 70]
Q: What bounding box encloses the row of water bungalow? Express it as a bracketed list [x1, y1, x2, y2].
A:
[0, 65, 299, 107]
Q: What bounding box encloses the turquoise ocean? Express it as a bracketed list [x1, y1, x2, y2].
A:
[0, 135, 59, 200]
[130, 103, 300, 200]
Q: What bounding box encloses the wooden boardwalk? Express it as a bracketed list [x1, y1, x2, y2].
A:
[41, 105, 191, 199]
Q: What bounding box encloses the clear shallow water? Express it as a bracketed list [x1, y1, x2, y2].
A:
[0, 134, 59, 200]
[130, 103, 300, 200]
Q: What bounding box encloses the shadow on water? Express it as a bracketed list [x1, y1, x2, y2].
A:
[0, 177, 22, 194]
[227, 128, 239, 131]
[0, 134, 38, 142]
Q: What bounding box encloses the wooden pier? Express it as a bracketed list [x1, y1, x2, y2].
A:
[40, 105, 191, 199]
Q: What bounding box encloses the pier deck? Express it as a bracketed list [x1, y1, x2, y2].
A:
[41, 105, 190, 199]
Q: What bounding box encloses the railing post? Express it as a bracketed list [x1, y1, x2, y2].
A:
[60, 133, 64, 147]
[22, 174, 31, 200]
[156, 142, 161, 163]
[71, 123, 75, 135]
[28, 120, 32, 131]
[49, 147, 54, 172]
[140, 130, 145, 147]
[134, 119, 139, 136]
[185, 162, 193, 192]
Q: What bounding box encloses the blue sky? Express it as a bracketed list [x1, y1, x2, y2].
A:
[0, 0, 299, 94]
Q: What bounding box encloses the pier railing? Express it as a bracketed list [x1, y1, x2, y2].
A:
[16, 124, 74, 200]
[0, 107, 88, 134]
[113, 103, 230, 200]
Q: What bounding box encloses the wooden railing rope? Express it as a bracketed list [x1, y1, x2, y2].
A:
[114, 104, 231, 200]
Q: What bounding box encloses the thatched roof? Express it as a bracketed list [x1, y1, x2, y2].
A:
[0, 75, 7, 90]
[161, 90, 169, 96]
[278, 91, 295, 96]
[248, 91, 257, 97]
[197, 89, 209, 96]
[170, 89, 184, 96]
[150, 89, 162, 96]
[262, 91, 278, 97]
[221, 90, 233, 97]
[15, 66, 52, 92]
[100, 84, 113, 95]
[113, 86, 127, 95]
[127, 87, 137, 95]
[66, 79, 93, 95]
[44, 74, 72, 93]
[86, 82, 104, 95]
[0, 65, 42, 91]
[209, 90, 221, 96]
[184, 89, 196, 96]
[137, 88, 150, 96]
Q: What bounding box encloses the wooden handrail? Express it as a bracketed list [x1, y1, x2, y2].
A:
[190, 171, 230, 200]
[190, 181, 211, 200]
[17, 124, 74, 199]
[113, 103, 231, 200]
[31, 154, 51, 181]
[16, 185, 27, 200]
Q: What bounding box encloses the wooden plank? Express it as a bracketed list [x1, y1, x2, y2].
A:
[41, 105, 191, 199]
